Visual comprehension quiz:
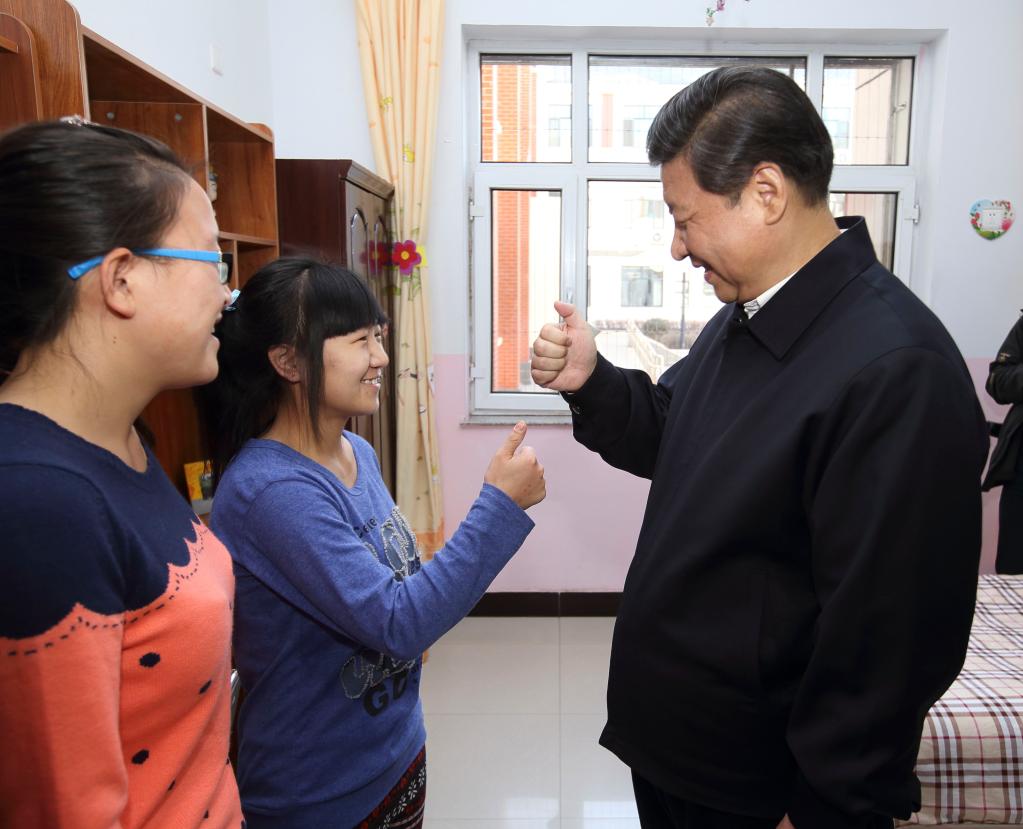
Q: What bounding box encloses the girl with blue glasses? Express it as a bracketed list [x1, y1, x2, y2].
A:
[0, 119, 241, 828]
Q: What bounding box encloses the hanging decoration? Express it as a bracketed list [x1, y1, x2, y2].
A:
[969, 199, 1014, 241]
[706, 0, 751, 26]
[392, 240, 423, 275]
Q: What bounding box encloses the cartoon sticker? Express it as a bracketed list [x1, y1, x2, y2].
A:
[969, 199, 1014, 240]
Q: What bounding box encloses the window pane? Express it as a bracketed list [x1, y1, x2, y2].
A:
[588, 181, 724, 381]
[491, 189, 562, 393]
[829, 192, 898, 270]
[588, 56, 807, 163]
[823, 57, 913, 165]
[481, 55, 572, 163]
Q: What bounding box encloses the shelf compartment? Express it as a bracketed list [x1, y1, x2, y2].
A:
[218, 231, 277, 246]
[90, 100, 207, 188]
[208, 110, 277, 240]
[218, 235, 278, 290]
[82, 29, 199, 105]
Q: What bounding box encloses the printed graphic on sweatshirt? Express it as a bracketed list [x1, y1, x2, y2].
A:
[340, 507, 422, 714]
[340, 647, 418, 711]
[376, 507, 422, 581]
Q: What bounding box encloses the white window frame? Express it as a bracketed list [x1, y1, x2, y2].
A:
[467, 39, 927, 419]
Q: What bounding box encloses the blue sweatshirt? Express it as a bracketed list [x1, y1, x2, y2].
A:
[211, 434, 533, 827]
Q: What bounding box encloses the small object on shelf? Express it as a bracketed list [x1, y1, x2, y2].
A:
[184, 460, 214, 516]
[184, 459, 214, 500]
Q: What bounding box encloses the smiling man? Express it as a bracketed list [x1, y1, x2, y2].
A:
[531, 67, 989, 829]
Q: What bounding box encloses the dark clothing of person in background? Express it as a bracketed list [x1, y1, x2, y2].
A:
[982, 312, 1023, 573]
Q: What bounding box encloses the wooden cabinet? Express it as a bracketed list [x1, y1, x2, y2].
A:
[276, 159, 397, 494]
[0, 11, 42, 132]
[0, 0, 279, 497]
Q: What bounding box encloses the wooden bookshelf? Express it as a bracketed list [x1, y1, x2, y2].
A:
[0, 0, 279, 497]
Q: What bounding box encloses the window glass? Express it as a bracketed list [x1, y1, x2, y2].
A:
[823, 57, 913, 165]
[829, 191, 899, 270]
[588, 56, 806, 163]
[491, 189, 562, 393]
[482, 55, 572, 162]
[588, 181, 724, 381]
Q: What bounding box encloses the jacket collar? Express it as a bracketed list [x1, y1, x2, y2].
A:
[734, 215, 878, 360]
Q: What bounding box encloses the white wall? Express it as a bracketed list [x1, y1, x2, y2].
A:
[71, 0, 275, 126]
[265, 0, 374, 165]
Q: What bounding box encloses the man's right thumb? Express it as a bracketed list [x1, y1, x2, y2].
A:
[553, 300, 582, 327]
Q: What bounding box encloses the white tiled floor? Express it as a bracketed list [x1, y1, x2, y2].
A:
[420, 617, 640, 829]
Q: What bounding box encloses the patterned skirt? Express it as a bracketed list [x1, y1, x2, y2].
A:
[353, 746, 427, 829]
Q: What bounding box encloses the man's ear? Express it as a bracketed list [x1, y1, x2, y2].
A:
[746, 163, 788, 226]
[96, 248, 139, 319]
[268, 344, 302, 383]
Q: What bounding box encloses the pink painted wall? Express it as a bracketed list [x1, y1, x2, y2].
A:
[434, 354, 649, 592]
[434, 353, 1005, 592]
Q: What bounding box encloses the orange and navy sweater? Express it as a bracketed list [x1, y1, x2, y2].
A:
[0, 404, 243, 829]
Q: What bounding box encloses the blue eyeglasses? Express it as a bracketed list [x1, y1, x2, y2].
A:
[67, 248, 232, 284]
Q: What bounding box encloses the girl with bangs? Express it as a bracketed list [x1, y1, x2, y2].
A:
[204, 258, 546, 829]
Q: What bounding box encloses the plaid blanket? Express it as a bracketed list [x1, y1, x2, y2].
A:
[898, 575, 1023, 826]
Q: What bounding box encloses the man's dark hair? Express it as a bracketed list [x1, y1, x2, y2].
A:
[646, 66, 834, 206]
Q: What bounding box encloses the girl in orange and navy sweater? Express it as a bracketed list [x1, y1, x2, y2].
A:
[0, 119, 242, 828]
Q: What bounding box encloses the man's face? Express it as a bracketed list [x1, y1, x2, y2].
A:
[661, 155, 763, 304]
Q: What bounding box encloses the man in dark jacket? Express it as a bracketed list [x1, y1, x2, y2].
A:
[531, 67, 989, 829]
[982, 312, 1023, 573]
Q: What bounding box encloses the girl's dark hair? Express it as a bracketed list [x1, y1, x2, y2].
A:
[201, 258, 387, 477]
[646, 66, 834, 206]
[0, 118, 191, 378]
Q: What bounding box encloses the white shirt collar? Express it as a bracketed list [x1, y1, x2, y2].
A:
[743, 272, 795, 319]
[744, 227, 847, 319]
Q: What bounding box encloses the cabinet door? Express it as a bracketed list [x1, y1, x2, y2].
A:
[342, 182, 396, 494]
[370, 210, 396, 495]
[343, 180, 379, 281]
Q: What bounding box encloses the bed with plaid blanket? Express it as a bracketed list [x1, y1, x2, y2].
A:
[897, 574, 1023, 826]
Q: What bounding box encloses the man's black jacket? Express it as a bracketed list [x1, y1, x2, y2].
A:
[568, 217, 989, 828]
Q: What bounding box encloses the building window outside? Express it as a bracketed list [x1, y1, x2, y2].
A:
[548, 104, 571, 148]
[621, 266, 663, 307]
[822, 106, 851, 150]
[471, 46, 920, 414]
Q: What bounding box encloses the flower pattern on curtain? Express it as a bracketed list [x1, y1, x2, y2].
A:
[356, 0, 446, 556]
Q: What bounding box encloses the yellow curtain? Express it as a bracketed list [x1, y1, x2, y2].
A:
[356, 0, 445, 555]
